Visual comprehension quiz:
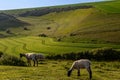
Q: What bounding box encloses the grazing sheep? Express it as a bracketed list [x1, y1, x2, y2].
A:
[67, 59, 92, 80]
[20, 53, 45, 66]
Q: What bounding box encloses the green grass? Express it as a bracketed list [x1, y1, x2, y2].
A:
[15, 4, 119, 43]
[0, 60, 120, 80]
[94, 0, 120, 13]
[0, 36, 120, 56]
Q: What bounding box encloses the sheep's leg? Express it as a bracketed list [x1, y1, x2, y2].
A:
[27, 60, 29, 66]
[29, 60, 32, 66]
[86, 67, 92, 80]
[36, 60, 38, 66]
[77, 69, 80, 76]
[33, 60, 35, 66]
[27, 60, 31, 66]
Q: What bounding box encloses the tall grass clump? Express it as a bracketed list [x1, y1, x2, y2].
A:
[0, 54, 27, 66]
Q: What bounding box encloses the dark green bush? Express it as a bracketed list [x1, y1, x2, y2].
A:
[0, 54, 27, 66]
[46, 48, 120, 61]
[46, 54, 63, 60]
[76, 51, 93, 60]
[38, 33, 47, 37]
[62, 52, 76, 60]
[91, 48, 120, 61]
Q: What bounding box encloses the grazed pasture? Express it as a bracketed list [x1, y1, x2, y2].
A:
[0, 37, 120, 80]
[0, 60, 120, 80]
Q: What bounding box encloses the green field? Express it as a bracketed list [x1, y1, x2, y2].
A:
[94, 0, 120, 13]
[0, 60, 120, 80]
[0, 36, 120, 56]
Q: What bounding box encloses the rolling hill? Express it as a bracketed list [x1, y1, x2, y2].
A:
[0, 0, 120, 43]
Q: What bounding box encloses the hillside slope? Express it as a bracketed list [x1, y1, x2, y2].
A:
[0, 13, 29, 31]
[0, 0, 120, 43]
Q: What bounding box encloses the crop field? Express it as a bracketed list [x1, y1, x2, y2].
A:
[0, 60, 120, 80]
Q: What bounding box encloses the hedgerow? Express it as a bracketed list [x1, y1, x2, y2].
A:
[0, 54, 27, 66]
[46, 48, 120, 61]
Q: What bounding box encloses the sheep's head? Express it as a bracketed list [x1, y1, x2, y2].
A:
[20, 53, 24, 58]
[67, 70, 72, 77]
[0, 51, 3, 57]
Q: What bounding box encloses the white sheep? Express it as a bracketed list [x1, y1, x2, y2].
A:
[20, 53, 45, 66]
[67, 59, 92, 80]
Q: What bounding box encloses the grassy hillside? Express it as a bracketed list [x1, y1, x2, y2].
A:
[0, 0, 119, 43]
[0, 0, 119, 51]
[94, 0, 120, 13]
[0, 13, 29, 38]
[0, 13, 29, 30]
[17, 9, 120, 43]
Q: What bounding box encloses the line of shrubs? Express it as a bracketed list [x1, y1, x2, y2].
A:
[0, 53, 27, 66]
[46, 48, 120, 61]
[0, 47, 120, 66]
